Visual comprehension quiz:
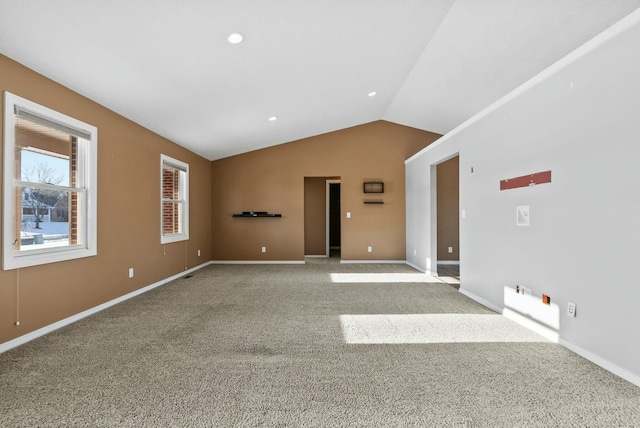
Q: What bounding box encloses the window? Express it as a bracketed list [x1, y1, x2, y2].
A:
[2, 92, 97, 270]
[160, 154, 189, 244]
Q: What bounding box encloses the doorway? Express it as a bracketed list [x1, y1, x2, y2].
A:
[326, 180, 341, 258]
[304, 177, 340, 258]
[436, 156, 460, 287]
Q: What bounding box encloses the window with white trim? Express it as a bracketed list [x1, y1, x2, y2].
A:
[160, 155, 189, 244]
[2, 92, 98, 270]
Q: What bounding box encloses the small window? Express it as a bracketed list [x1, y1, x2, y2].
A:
[2, 92, 98, 270]
[160, 154, 189, 244]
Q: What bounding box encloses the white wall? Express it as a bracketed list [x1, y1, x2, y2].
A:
[406, 10, 640, 384]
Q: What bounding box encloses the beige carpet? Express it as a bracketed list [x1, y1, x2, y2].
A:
[1, 258, 638, 427]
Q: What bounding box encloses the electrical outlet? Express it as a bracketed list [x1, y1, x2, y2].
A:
[261, 246, 266, 253]
[542, 294, 551, 305]
[197, 249, 201, 257]
[346, 212, 351, 219]
[367, 246, 372, 253]
[567, 302, 576, 318]
[128, 268, 134, 278]
[448, 246, 453, 253]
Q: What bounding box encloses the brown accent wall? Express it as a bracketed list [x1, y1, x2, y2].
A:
[211, 121, 440, 261]
[0, 55, 212, 345]
[437, 156, 459, 261]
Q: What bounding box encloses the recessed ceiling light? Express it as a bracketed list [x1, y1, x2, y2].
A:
[228, 33, 244, 44]
[368, 91, 377, 97]
[269, 116, 278, 121]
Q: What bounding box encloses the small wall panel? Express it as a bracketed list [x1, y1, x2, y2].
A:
[500, 171, 551, 191]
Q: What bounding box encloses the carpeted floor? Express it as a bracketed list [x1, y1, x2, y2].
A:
[1, 258, 638, 427]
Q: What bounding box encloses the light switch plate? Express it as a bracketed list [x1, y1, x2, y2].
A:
[516, 205, 530, 226]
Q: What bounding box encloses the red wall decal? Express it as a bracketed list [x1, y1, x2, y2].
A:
[500, 170, 551, 191]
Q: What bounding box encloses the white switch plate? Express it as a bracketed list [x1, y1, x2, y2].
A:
[128, 268, 134, 278]
[516, 205, 530, 226]
[197, 250, 201, 257]
[346, 212, 351, 219]
[567, 302, 576, 318]
[448, 247, 453, 253]
[261, 246, 266, 253]
[367, 246, 372, 253]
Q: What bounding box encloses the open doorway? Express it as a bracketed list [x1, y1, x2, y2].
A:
[304, 177, 340, 258]
[327, 180, 341, 258]
[436, 156, 460, 288]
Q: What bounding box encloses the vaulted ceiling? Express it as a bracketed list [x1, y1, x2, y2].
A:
[1, 1, 639, 160]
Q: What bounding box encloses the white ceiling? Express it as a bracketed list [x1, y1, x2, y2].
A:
[1, 1, 639, 160]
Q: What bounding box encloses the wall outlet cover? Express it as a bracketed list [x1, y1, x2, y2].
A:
[567, 302, 577, 317]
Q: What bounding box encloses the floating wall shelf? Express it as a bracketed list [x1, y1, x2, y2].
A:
[232, 211, 282, 218]
[364, 200, 384, 205]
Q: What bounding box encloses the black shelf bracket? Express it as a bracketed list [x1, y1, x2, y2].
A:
[232, 211, 282, 218]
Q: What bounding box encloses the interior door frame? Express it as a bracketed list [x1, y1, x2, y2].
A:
[326, 179, 341, 257]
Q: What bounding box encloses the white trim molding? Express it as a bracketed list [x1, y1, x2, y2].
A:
[459, 287, 640, 387]
[559, 338, 640, 388]
[340, 260, 407, 264]
[0, 261, 212, 355]
[210, 260, 305, 265]
[3, 91, 98, 270]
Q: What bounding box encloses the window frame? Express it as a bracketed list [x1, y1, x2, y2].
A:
[2, 91, 98, 270]
[160, 154, 189, 244]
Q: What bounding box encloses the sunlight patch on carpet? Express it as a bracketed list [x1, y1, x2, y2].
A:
[330, 273, 439, 283]
[340, 314, 548, 344]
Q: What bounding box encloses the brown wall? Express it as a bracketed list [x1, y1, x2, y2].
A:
[0, 55, 212, 344]
[437, 156, 459, 261]
[211, 121, 440, 261]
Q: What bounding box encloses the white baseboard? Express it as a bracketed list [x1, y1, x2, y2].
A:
[502, 308, 559, 343]
[0, 261, 213, 355]
[437, 260, 460, 266]
[559, 338, 640, 388]
[459, 287, 640, 387]
[210, 260, 305, 265]
[340, 260, 407, 264]
[305, 255, 329, 258]
[458, 288, 502, 313]
[406, 261, 427, 273]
